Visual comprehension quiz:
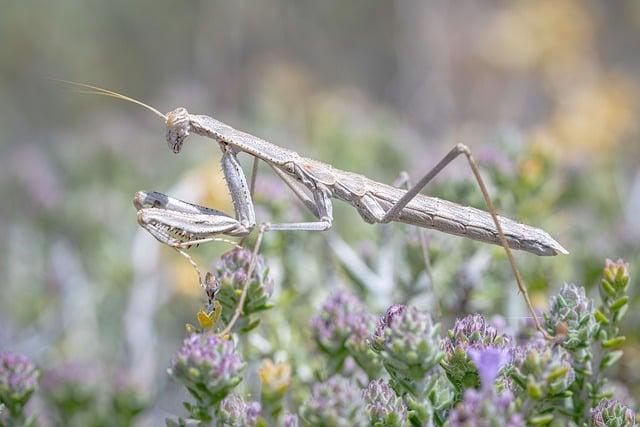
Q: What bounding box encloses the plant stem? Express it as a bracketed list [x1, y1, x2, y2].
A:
[218, 225, 266, 336]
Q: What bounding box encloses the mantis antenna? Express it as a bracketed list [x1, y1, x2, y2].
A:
[51, 79, 167, 121]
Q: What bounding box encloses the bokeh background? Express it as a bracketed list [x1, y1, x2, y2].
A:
[1, 1, 639, 425]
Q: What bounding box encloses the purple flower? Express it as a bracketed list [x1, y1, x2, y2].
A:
[283, 413, 299, 427]
[218, 393, 261, 426]
[442, 314, 514, 392]
[300, 375, 367, 426]
[590, 399, 636, 427]
[311, 290, 368, 353]
[448, 388, 524, 427]
[371, 305, 442, 382]
[362, 379, 407, 426]
[467, 347, 511, 391]
[344, 311, 382, 377]
[0, 352, 40, 409]
[373, 304, 406, 338]
[168, 333, 244, 402]
[213, 247, 274, 325]
[515, 333, 575, 398]
[444, 314, 512, 356]
[544, 283, 596, 353]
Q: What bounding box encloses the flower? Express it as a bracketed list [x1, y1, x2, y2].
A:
[443, 314, 512, 355]
[283, 413, 299, 427]
[218, 393, 261, 426]
[371, 305, 442, 383]
[514, 333, 575, 400]
[300, 375, 367, 426]
[590, 399, 637, 427]
[214, 247, 274, 325]
[311, 290, 368, 354]
[448, 388, 524, 427]
[345, 312, 382, 378]
[259, 359, 291, 400]
[600, 259, 631, 322]
[0, 352, 40, 415]
[442, 314, 513, 392]
[362, 379, 407, 426]
[544, 283, 596, 368]
[603, 259, 630, 288]
[168, 333, 244, 404]
[373, 304, 406, 338]
[467, 347, 511, 391]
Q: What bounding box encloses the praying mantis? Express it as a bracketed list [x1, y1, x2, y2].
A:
[66, 82, 568, 335]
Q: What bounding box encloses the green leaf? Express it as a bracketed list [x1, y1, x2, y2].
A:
[528, 414, 554, 425]
[594, 309, 609, 325]
[602, 336, 626, 349]
[609, 296, 629, 311]
[527, 377, 543, 400]
[600, 350, 623, 369]
[601, 280, 616, 297]
[240, 318, 261, 333]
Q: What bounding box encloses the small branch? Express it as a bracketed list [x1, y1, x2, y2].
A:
[218, 225, 266, 336]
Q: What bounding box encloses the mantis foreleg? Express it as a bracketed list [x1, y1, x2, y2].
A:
[135, 144, 256, 247]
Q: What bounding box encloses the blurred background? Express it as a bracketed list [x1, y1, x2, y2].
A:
[1, 0, 639, 425]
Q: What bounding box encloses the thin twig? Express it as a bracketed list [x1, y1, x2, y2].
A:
[218, 225, 266, 336]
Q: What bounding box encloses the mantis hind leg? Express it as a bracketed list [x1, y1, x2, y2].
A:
[380, 143, 550, 338]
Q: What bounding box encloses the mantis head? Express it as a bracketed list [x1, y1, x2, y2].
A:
[166, 107, 190, 154]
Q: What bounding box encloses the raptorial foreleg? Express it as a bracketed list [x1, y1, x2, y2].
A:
[135, 143, 256, 248]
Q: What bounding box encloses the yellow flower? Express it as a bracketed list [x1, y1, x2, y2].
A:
[259, 359, 291, 398]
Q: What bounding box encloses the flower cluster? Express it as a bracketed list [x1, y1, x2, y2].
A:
[300, 375, 368, 426]
[345, 310, 382, 378]
[544, 283, 597, 357]
[448, 347, 524, 427]
[259, 359, 291, 419]
[154, 253, 640, 425]
[168, 332, 244, 415]
[310, 290, 370, 355]
[448, 388, 524, 427]
[362, 379, 407, 426]
[214, 247, 274, 331]
[590, 399, 637, 427]
[513, 333, 575, 401]
[371, 305, 443, 382]
[0, 352, 40, 420]
[442, 314, 512, 392]
[217, 393, 261, 426]
[283, 413, 299, 427]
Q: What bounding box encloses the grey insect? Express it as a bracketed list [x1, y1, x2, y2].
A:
[67, 82, 568, 335]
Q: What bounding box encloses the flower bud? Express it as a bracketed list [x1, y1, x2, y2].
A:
[300, 375, 367, 426]
[371, 305, 443, 382]
[362, 379, 407, 426]
[168, 333, 244, 404]
[590, 399, 636, 427]
[214, 248, 274, 326]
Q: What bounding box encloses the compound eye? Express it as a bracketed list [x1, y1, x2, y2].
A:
[165, 107, 190, 153]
